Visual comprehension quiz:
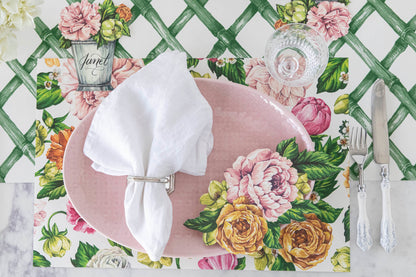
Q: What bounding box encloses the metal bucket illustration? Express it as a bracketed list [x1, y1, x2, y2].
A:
[71, 39, 115, 91]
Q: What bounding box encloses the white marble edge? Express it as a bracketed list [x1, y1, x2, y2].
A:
[1, 181, 416, 276]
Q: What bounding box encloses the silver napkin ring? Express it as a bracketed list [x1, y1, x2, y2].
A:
[127, 174, 175, 195]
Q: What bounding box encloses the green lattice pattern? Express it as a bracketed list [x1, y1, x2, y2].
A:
[342, 0, 416, 179]
[0, 0, 415, 182]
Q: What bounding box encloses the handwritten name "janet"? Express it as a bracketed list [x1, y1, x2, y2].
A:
[79, 53, 111, 73]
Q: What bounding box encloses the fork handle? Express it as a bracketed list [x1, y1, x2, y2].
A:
[380, 165, 397, 253]
[357, 190, 373, 251]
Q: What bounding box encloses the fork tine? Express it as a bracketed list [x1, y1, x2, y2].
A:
[355, 127, 358, 148]
[360, 128, 367, 150]
[359, 127, 364, 149]
[351, 126, 357, 150]
[364, 128, 367, 147]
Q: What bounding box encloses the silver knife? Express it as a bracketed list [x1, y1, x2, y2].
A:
[371, 79, 397, 253]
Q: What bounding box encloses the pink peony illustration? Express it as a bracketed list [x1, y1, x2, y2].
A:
[58, 0, 101, 41]
[66, 200, 95, 234]
[306, 1, 351, 42]
[198, 253, 238, 270]
[34, 201, 47, 228]
[58, 59, 145, 119]
[245, 58, 309, 106]
[292, 97, 331, 135]
[225, 148, 298, 222]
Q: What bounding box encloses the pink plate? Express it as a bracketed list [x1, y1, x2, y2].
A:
[63, 78, 313, 258]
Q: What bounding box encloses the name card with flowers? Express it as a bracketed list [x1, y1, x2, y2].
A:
[58, 0, 132, 91]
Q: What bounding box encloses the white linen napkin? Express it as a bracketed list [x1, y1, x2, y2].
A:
[83, 51, 214, 261]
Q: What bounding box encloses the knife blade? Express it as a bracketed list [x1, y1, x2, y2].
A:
[372, 79, 389, 164]
[371, 79, 397, 253]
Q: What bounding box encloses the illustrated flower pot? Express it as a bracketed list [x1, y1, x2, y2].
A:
[71, 39, 115, 91]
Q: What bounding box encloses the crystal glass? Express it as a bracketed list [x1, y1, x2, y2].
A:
[265, 23, 329, 87]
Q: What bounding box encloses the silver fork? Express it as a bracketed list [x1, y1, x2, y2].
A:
[350, 126, 373, 251]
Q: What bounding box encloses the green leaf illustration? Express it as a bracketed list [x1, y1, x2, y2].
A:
[270, 255, 295, 271]
[277, 208, 307, 224]
[310, 135, 327, 152]
[71, 242, 99, 268]
[290, 199, 321, 215]
[343, 207, 350, 242]
[183, 209, 221, 233]
[37, 176, 66, 200]
[317, 57, 348, 93]
[187, 58, 200, 68]
[39, 226, 50, 240]
[208, 59, 246, 85]
[92, 33, 107, 48]
[276, 137, 299, 161]
[263, 221, 282, 249]
[322, 136, 348, 166]
[42, 110, 70, 134]
[300, 0, 317, 9]
[292, 150, 342, 180]
[235, 257, 246, 270]
[276, 137, 342, 181]
[175, 258, 181, 269]
[273, 200, 317, 225]
[42, 109, 53, 125]
[313, 176, 339, 199]
[37, 73, 64, 109]
[51, 223, 59, 236]
[286, 199, 342, 224]
[108, 240, 133, 256]
[276, 4, 286, 21]
[33, 250, 51, 267]
[52, 122, 71, 134]
[314, 200, 343, 223]
[100, 0, 117, 21]
[121, 22, 130, 37]
[59, 36, 71, 49]
[309, 135, 346, 199]
[54, 113, 69, 124]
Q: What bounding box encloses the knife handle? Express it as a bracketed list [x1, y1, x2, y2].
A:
[380, 166, 397, 253]
[357, 190, 373, 251]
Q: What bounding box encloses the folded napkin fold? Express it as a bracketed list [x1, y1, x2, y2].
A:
[83, 51, 214, 261]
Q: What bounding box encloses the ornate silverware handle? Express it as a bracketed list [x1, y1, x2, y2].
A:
[357, 190, 373, 251]
[380, 165, 397, 253]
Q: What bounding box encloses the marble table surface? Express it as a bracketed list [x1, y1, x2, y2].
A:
[1, 180, 415, 277]
[0, 0, 415, 275]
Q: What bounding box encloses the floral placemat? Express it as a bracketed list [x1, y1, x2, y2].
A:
[34, 55, 350, 272]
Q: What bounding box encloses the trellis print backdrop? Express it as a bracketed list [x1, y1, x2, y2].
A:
[0, 0, 415, 182]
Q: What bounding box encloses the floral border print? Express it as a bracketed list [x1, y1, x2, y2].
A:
[184, 136, 348, 271]
[275, 1, 351, 43]
[35, 57, 350, 271]
[273, 0, 351, 98]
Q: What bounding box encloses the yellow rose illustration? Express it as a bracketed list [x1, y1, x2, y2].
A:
[279, 213, 333, 270]
[215, 196, 268, 254]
